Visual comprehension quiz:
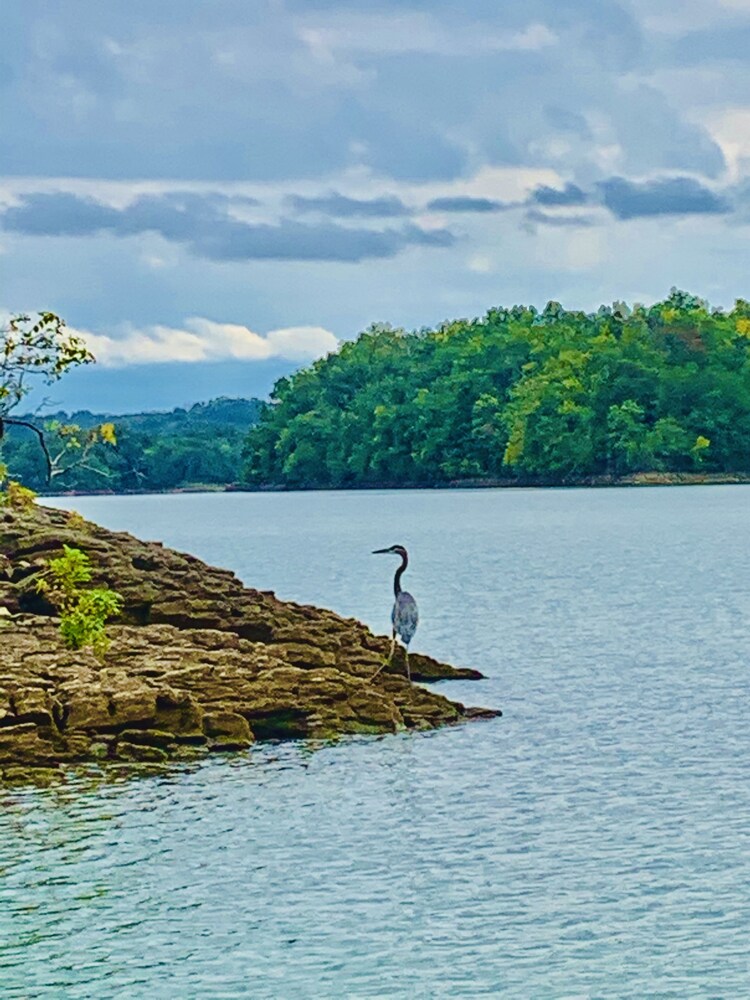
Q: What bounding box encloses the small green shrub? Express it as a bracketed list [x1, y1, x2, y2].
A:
[58, 588, 123, 657]
[5, 480, 38, 510]
[66, 509, 87, 530]
[36, 545, 122, 658]
[0, 465, 37, 511]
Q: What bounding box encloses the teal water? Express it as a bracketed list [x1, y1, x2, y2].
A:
[3, 486, 750, 998]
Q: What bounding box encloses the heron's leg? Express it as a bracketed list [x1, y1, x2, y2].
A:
[371, 631, 397, 681]
[405, 646, 411, 683]
[388, 632, 397, 663]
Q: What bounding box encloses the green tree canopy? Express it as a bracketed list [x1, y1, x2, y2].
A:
[244, 290, 750, 487]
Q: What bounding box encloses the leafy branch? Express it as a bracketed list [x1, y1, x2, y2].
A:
[0, 312, 94, 415]
[0, 312, 116, 484]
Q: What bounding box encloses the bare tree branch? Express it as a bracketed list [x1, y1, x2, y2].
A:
[1, 417, 53, 482]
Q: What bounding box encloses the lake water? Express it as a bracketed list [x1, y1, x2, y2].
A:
[2, 486, 750, 998]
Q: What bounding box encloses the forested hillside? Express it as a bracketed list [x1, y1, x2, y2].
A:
[3, 397, 263, 492]
[244, 290, 750, 487]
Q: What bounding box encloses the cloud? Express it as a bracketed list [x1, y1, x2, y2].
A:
[2, 193, 121, 236]
[531, 183, 589, 206]
[296, 13, 557, 58]
[6, 0, 750, 395]
[523, 208, 594, 227]
[78, 318, 339, 367]
[191, 219, 455, 262]
[426, 196, 509, 213]
[287, 191, 411, 217]
[542, 106, 591, 139]
[0, 192, 454, 262]
[698, 107, 750, 182]
[2, 0, 725, 188]
[599, 176, 730, 219]
[667, 22, 750, 65]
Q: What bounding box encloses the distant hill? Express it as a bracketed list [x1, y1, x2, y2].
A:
[2, 396, 265, 493]
[40, 396, 265, 434]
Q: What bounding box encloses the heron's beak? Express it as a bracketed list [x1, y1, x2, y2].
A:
[372, 548, 390, 554]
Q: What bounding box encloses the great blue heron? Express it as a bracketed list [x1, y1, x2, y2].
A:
[371, 544, 419, 682]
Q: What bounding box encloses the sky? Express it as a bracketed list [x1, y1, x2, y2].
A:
[4, 0, 750, 412]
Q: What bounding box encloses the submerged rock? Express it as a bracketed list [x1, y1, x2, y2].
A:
[0, 504, 499, 782]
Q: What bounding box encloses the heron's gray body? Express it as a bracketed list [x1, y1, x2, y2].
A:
[393, 590, 418, 646]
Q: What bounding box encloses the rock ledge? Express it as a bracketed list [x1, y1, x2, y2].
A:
[0, 504, 499, 783]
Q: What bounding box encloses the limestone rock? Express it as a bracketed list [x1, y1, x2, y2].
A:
[203, 711, 254, 743]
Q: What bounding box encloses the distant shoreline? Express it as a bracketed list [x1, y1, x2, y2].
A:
[38, 471, 750, 498]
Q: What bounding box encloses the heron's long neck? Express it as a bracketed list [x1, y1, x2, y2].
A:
[393, 552, 408, 598]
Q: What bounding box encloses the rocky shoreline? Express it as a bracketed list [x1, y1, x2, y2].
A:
[0, 504, 499, 785]
[36, 469, 750, 498]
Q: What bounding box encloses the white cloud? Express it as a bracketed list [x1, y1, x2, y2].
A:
[263, 325, 340, 359]
[467, 254, 493, 273]
[76, 319, 338, 368]
[296, 14, 556, 58]
[407, 165, 563, 208]
[633, 0, 748, 34]
[141, 252, 172, 270]
[716, 0, 750, 11]
[695, 106, 750, 182]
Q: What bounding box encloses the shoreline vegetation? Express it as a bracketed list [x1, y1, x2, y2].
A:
[5, 291, 750, 496]
[37, 470, 750, 498]
[0, 503, 498, 786]
[245, 290, 750, 490]
[2, 397, 263, 494]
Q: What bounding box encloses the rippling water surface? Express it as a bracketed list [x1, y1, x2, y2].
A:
[3, 487, 750, 998]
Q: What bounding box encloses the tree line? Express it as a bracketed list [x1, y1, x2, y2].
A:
[243, 290, 750, 487]
[3, 397, 262, 492]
